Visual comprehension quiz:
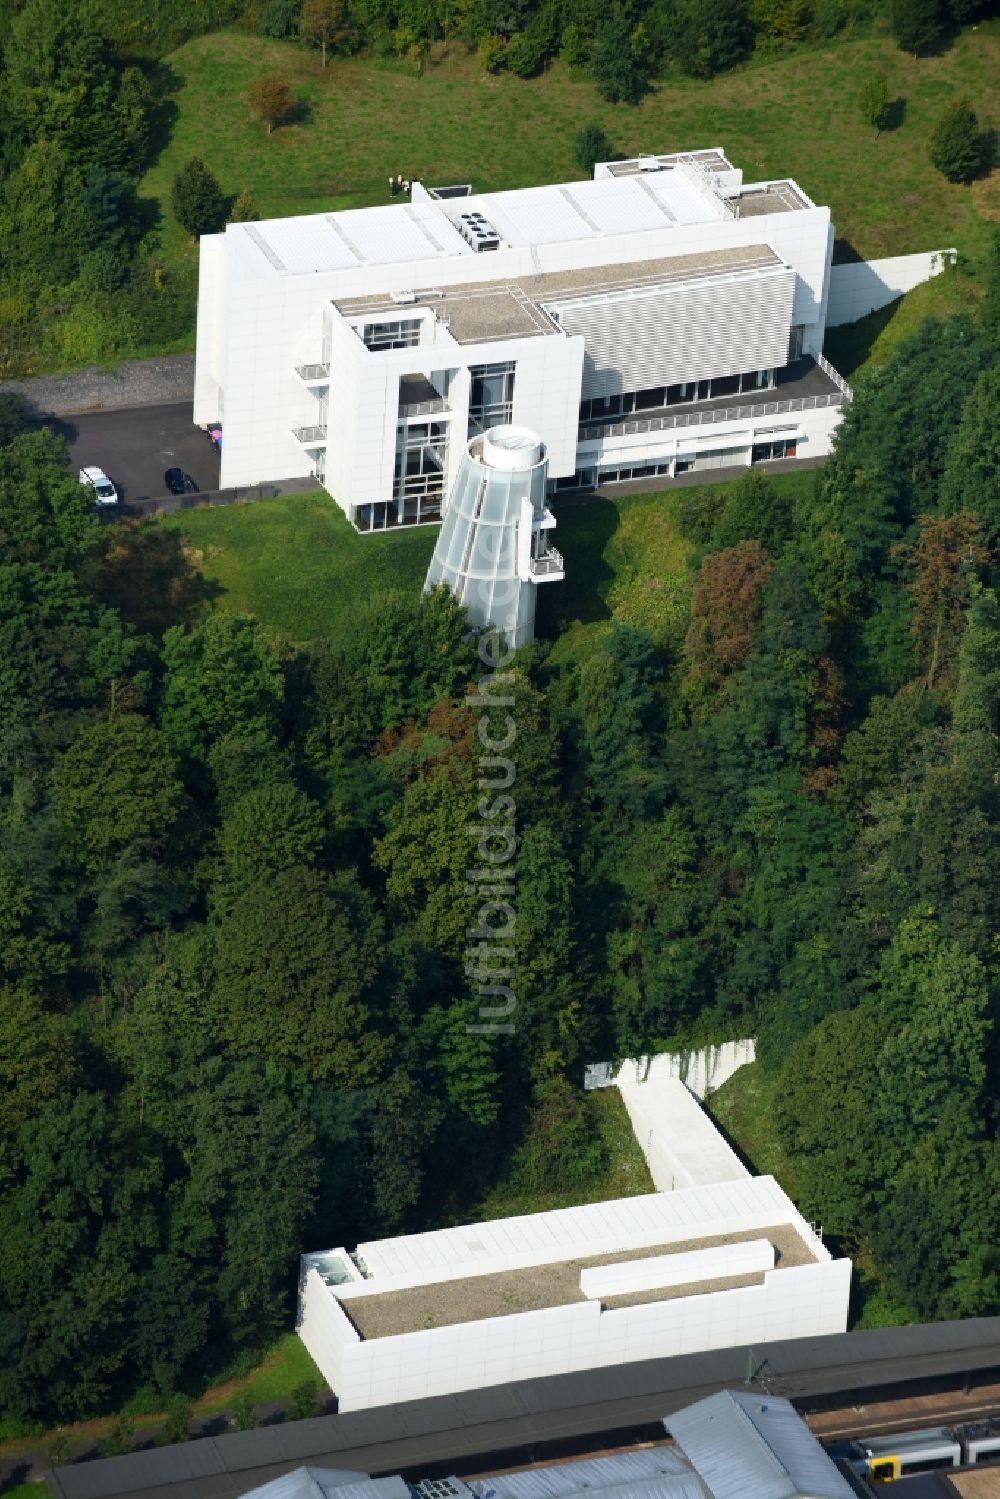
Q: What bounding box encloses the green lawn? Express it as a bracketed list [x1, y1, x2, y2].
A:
[153, 492, 435, 641]
[196, 1333, 325, 1414]
[142, 21, 1000, 306]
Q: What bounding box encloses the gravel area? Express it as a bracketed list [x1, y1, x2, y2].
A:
[1, 355, 195, 417]
[343, 1224, 817, 1340]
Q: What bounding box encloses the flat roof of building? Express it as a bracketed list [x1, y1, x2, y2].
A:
[342, 1223, 819, 1340]
[335, 245, 784, 344]
[603, 150, 736, 178]
[343, 1175, 813, 1288]
[230, 153, 816, 279]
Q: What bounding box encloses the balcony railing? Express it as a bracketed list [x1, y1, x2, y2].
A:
[578, 390, 847, 444]
[295, 363, 330, 384]
[816, 352, 853, 400]
[291, 425, 328, 446]
[399, 395, 450, 417]
[529, 546, 564, 580]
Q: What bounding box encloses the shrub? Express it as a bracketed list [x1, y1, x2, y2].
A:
[750, 0, 812, 43]
[811, 0, 845, 36]
[478, 33, 507, 70]
[287, 1380, 322, 1421]
[859, 71, 891, 138]
[929, 97, 984, 182]
[573, 122, 615, 176]
[559, 21, 589, 63]
[505, 28, 548, 74]
[590, 9, 649, 102]
[232, 1391, 257, 1431]
[101, 1414, 136, 1457]
[159, 1394, 193, 1446]
[229, 190, 261, 223]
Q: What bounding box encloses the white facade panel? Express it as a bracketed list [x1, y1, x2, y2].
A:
[556, 269, 795, 401]
[299, 1258, 852, 1412]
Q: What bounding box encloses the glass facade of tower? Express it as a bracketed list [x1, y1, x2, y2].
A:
[425, 427, 563, 648]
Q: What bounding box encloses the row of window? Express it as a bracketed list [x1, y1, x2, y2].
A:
[361, 318, 422, 351]
[554, 436, 800, 490]
[578, 370, 776, 424]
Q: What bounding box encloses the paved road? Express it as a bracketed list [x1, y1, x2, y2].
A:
[46, 402, 220, 506]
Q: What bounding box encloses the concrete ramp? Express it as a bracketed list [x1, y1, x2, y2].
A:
[617, 1074, 750, 1192]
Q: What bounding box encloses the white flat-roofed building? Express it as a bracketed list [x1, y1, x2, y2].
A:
[297, 1084, 851, 1412]
[195, 150, 852, 531]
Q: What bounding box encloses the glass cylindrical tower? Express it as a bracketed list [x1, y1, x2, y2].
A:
[424, 425, 562, 648]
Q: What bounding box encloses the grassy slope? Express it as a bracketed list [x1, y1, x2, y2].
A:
[156, 492, 434, 641]
[475, 1088, 655, 1220]
[152, 473, 821, 657]
[141, 21, 1000, 318]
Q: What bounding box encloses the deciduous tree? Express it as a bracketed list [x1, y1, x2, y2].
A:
[248, 74, 295, 134]
[301, 0, 346, 63]
[893, 511, 990, 689]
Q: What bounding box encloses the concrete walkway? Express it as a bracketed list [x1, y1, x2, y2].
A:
[1, 354, 195, 417]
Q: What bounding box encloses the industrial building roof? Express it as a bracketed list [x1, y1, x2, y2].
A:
[245, 1475, 407, 1499]
[334, 245, 785, 344]
[469, 1446, 709, 1499]
[664, 1391, 856, 1499]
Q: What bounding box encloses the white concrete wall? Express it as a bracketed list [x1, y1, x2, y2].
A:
[825, 250, 957, 328]
[298, 1256, 852, 1412]
[587, 1040, 756, 1099]
[193, 233, 227, 427]
[580, 1238, 774, 1299]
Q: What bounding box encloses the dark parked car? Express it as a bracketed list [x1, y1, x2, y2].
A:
[165, 467, 199, 495]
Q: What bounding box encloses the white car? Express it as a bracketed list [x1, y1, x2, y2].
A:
[79, 466, 119, 506]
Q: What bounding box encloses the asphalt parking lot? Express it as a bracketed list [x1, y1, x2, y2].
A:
[49, 402, 220, 506]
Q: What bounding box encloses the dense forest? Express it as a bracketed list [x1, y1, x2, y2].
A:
[0, 245, 998, 1425]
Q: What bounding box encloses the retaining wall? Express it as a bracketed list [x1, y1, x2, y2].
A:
[825, 250, 957, 328]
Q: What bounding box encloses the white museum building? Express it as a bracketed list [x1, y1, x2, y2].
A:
[297, 1077, 852, 1413]
[193, 149, 856, 532]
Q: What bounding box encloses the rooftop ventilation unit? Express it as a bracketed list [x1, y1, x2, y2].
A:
[457, 211, 501, 252]
[391, 290, 418, 304]
[638, 155, 663, 172]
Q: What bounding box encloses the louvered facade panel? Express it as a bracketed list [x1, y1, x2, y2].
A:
[553, 268, 796, 401]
